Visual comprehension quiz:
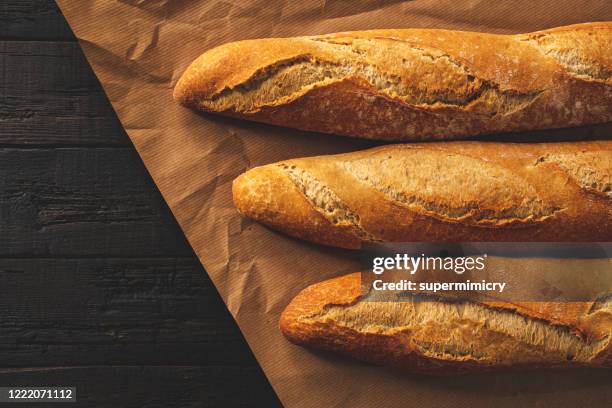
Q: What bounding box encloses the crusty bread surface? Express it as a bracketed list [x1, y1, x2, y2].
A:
[280, 273, 612, 373]
[233, 141, 612, 248]
[175, 22, 612, 141]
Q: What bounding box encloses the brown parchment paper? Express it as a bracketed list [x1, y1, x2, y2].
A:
[55, 1, 612, 407]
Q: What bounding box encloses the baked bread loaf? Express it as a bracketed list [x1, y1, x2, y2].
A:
[232, 141, 612, 248]
[280, 272, 612, 373]
[174, 22, 612, 141]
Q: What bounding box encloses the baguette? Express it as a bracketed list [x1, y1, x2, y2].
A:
[280, 273, 612, 373]
[232, 141, 612, 248]
[174, 22, 612, 141]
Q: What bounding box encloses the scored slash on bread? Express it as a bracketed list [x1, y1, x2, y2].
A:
[174, 22, 612, 141]
[232, 141, 612, 248]
[280, 273, 612, 373]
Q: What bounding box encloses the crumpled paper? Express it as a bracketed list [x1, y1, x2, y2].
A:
[55, 1, 612, 406]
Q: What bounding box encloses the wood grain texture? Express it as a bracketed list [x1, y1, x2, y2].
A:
[0, 147, 192, 257]
[0, 258, 254, 367]
[0, 41, 129, 146]
[0, 0, 75, 41]
[0, 366, 281, 407]
[0, 1, 281, 405]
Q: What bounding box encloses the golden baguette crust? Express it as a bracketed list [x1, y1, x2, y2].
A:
[233, 141, 612, 249]
[175, 22, 612, 141]
[280, 273, 612, 373]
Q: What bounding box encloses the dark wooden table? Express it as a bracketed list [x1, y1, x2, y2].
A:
[0, 1, 282, 406]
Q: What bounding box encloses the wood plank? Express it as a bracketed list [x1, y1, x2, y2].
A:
[0, 1, 75, 41]
[0, 40, 129, 146]
[0, 1, 280, 405]
[0, 258, 258, 368]
[0, 147, 193, 257]
[0, 366, 282, 407]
